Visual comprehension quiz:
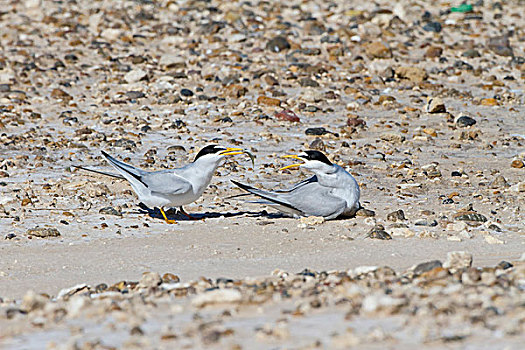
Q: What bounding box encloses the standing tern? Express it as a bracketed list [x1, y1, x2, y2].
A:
[231, 150, 360, 220]
[75, 145, 249, 224]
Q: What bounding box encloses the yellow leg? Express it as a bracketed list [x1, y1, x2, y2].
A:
[160, 207, 177, 224]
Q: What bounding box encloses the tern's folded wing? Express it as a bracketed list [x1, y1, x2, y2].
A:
[142, 171, 193, 195]
[232, 180, 346, 219]
[282, 182, 346, 219]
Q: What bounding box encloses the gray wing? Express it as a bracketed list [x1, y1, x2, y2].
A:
[232, 179, 346, 219]
[101, 151, 192, 196]
[281, 181, 347, 219]
[274, 175, 318, 192]
[141, 171, 193, 195]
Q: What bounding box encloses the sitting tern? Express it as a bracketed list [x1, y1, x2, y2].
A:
[231, 150, 360, 220]
[75, 145, 249, 224]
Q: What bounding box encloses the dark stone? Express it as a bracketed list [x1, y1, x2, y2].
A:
[304, 105, 319, 112]
[99, 206, 122, 216]
[112, 138, 137, 149]
[216, 277, 235, 284]
[309, 137, 325, 151]
[347, 117, 366, 128]
[171, 71, 187, 79]
[387, 209, 406, 222]
[367, 225, 392, 240]
[53, 60, 65, 69]
[301, 48, 321, 56]
[180, 88, 194, 97]
[63, 53, 78, 62]
[0, 84, 10, 92]
[167, 145, 187, 153]
[171, 119, 186, 129]
[414, 260, 443, 275]
[298, 268, 316, 277]
[26, 227, 61, 238]
[158, 95, 181, 104]
[496, 261, 513, 270]
[299, 78, 320, 87]
[266, 36, 291, 52]
[218, 116, 232, 123]
[451, 171, 462, 177]
[320, 35, 340, 44]
[415, 219, 438, 226]
[62, 116, 78, 125]
[453, 60, 474, 70]
[130, 326, 144, 336]
[356, 208, 376, 217]
[442, 198, 454, 204]
[487, 36, 514, 57]
[488, 224, 502, 232]
[462, 49, 481, 58]
[198, 21, 225, 35]
[454, 212, 487, 222]
[456, 116, 476, 128]
[305, 127, 329, 136]
[423, 21, 442, 33]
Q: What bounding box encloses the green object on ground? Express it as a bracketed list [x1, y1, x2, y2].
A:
[451, 4, 473, 13]
[243, 150, 256, 167]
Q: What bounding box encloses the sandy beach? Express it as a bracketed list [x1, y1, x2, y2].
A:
[1, 0, 524, 348]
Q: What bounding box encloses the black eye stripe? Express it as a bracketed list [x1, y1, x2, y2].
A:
[304, 150, 332, 165]
[194, 145, 225, 161]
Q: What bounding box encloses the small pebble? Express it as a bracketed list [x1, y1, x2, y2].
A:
[99, 206, 122, 216]
[367, 225, 392, 240]
[266, 36, 290, 52]
[455, 115, 477, 128]
[387, 210, 406, 222]
[426, 97, 446, 113]
[26, 227, 61, 238]
[180, 88, 194, 97]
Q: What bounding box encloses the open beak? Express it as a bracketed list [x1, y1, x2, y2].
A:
[219, 147, 244, 156]
[280, 154, 304, 171]
[220, 148, 256, 167]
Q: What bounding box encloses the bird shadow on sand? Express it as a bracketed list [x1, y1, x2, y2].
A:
[134, 202, 286, 222]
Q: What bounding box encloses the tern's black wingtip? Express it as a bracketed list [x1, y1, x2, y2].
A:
[101, 150, 109, 157]
[231, 180, 252, 191]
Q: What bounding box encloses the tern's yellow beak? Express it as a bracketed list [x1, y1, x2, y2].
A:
[219, 147, 244, 156]
[280, 154, 304, 171]
[220, 148, 256, 167]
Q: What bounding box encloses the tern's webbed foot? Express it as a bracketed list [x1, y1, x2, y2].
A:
[159, 208, 177, 224]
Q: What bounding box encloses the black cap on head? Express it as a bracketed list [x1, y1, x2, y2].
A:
[302, 150, 332, 165]
[194, 145, 226, 161]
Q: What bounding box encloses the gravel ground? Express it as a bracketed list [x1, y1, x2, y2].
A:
[1, 0, 524, 348]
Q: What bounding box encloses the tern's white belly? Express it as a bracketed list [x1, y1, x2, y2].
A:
[135, 188, 198, 208]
